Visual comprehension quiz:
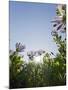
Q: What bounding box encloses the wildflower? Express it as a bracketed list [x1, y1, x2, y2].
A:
[16, 42, 25, 52]
[27, 51, 35, 60]
[37, 49, 45, 56]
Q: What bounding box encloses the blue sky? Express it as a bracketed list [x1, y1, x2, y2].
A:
[9, 1, 58, 55]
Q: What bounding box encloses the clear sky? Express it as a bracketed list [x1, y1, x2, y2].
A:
[9, 1, 58, 55]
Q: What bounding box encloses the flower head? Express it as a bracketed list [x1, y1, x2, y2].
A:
[27, 51, 35, 60]
[16, 42, 25, 52]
